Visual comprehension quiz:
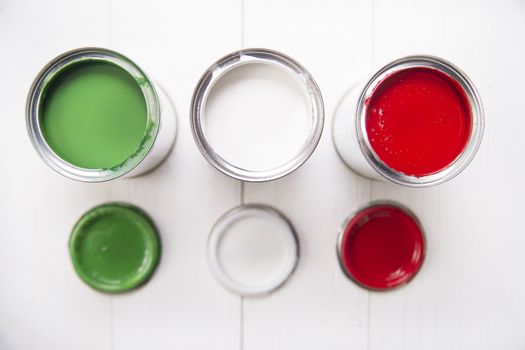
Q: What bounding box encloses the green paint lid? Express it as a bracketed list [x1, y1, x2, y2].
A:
[69, 203, 160, 293]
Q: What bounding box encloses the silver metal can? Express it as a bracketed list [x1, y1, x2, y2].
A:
[333, 55, 484, 187]
[26, 47, 176, 182]
[190, 48, 324, 182]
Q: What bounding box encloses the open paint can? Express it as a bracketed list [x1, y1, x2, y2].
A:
[333, 55, 484, 186]
[27, 47, 176, 182]
[191, 48, 324, 182]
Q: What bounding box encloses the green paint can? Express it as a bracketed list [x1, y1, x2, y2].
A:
[27, 48, 176, 182]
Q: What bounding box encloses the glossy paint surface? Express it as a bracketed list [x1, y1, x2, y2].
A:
[366, 67, 471, 176]
[41, 61, 148, 169]
[69, 203, 160, 293]
[340, 204, 425, 290]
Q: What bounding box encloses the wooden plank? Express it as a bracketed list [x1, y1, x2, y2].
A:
[369, 0, 525, 349]
[242, 0, 373, 348]
[0, 1, 112, 349]
[108, 0, 242, 348]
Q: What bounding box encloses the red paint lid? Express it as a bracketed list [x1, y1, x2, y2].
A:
[338, 203, 425, 290]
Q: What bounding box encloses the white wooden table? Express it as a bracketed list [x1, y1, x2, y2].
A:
[1, 0, 524, 349]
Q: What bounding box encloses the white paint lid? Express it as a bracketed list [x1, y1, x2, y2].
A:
[207, 205, 299, 296]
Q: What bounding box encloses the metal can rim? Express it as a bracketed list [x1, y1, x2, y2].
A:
[26, 47, 161, 182]
[190, 48, 325, 182]
[355, 55, 485, 187]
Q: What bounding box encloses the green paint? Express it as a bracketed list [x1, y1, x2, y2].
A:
[69, 203, 160, 293]
[41, 60, 148, 169]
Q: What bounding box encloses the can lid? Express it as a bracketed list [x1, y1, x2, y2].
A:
[69, 202, 160, 293]
[337, 203, 425, 291]
[207, 205, 299, 296]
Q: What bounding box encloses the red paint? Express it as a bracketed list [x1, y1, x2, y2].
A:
[365, 67, 471, 176]
[340, 204, 425, 290]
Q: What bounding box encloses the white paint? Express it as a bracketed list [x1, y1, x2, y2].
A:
[203, 63, 311, 171]
[207, 206, 298, 296]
